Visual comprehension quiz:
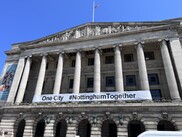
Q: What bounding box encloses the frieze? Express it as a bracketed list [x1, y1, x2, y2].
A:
[36, 25, 148, 44]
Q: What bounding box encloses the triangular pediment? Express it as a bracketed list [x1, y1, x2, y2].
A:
[27, 21, 174, 45]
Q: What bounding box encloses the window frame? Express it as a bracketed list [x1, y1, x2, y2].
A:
[144, 51, 155, 60]
[148, 73, 159, 85]
[87, 78, 94, 88]
[106, 76, 115, 87]
[105, 56, 114, 64]
[71, 60, 76, 67]
[88, 58, 94, 66]
[124, 54, 134, 62]
[69, 79, 73, 89]
[150, 89, 161, 100]
[125, 75, 136, 86]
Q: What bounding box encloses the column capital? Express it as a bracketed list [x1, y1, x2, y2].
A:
[134, 41, 145, 49]
[158, 38, 170, 42]
[134, 41, 145, 45]
[24, 55, 32, 59]
[113, 44, 122, 51]
[113, 43, 122, 48]
[94, 47, 102, 54]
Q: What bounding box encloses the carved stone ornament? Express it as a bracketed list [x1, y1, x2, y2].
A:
[162, 112, 168, 120]
[36, 24, 148, 45]
[132, 112, 138, 120]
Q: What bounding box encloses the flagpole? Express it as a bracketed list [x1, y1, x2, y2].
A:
[92, 1, 95, 22]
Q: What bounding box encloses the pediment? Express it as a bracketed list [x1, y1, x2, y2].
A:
[29, 22, 169, 45]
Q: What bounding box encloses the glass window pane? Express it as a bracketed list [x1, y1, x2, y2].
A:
[105, 56, 114, 64]
[150, 89, 161, 100]
[106, 76, 115, 87]
[124, 54, 134, 62]
[148, 74, 159, 85]
[126, 75, 136, 86]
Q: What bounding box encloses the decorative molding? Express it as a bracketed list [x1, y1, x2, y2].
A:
[132, 112, 138, 120]
[162, 112, 168, 120]
[35, 25, 148, 45]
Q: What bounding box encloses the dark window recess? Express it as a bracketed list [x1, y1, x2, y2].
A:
[106, 76, 115, 87]
[52, 80, 55, 90]
[105, 56, 114, 64]
[46, 63, 49, 70]
[87, 78, 94, 88]
[69, 79, 73, 89]
[88, 58, 94, 66]
[148, 74, 159, 85]
[71, 60, 75, 67]
[150, 89, 161, 100]
[103, 48, 113, 53]
[144, 52, 155, 60]
[126, 75, 136, 86]
[124, 54, 134, 62]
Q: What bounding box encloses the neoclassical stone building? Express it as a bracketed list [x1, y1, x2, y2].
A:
[1, 18, 182, 137]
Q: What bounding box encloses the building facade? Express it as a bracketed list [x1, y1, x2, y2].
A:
[0, 18, 182, 137]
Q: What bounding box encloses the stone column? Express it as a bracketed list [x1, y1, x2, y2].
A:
[114, 45, 124, 92]
[7, 57, 25, 104]
[53, 53, 64, 94]
[34, 55, 47, 96]
[15, 56, 32, 103]
[23, 118, 34, 137]
[44, 117, 55, 137]
[136, 43, 150, 90]
[160, 40, 180, 100]
[169, 38, 182, 93]
[94, 49, 101, 93]
[73, 51, 81, 94]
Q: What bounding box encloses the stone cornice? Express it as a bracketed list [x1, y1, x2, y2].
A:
[3, 102, 182, 113]
[5, 49, 21, 55]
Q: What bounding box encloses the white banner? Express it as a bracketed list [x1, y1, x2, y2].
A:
[32, 90, 152, 103]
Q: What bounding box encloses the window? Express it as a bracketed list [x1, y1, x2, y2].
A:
[69, 79, 73, 89]
[71, 60, 75, 67]
[144, 52, 155, 60]
[148, 74, 159, 85]
[126, 75, 136, 86]
[105, 56, 114, 64]
[106, 76, 115, 87]
[103, 48, 113, 53]
[88, 58, 94, 66]
[150, 89, 161, 100]
[124, 54, 134, 62]
[87, 78, 93, 88]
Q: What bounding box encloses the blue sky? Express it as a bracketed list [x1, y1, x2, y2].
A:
[0, 0, 182, 74]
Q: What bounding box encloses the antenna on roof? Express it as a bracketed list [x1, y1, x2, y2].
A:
[92, 1, 99, 22]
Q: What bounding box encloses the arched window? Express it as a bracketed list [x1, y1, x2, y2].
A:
[55, 119, 67, 137]
[34, 119, 45, 137]
[128, 120, 145, 137]
[77, 119, 91, 137]
[16, 119, 25, 137]
[101, 119, 117, 137]
[157, 120, 176, 131]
